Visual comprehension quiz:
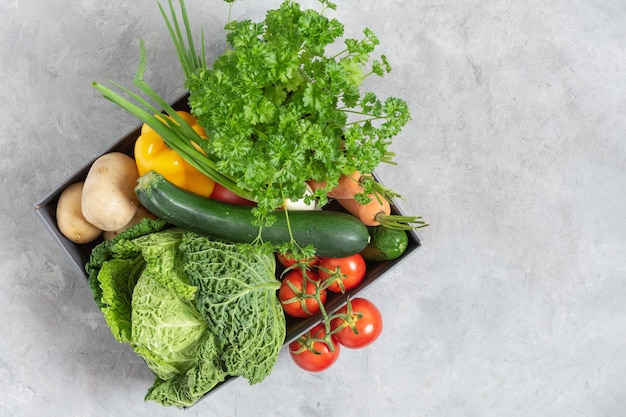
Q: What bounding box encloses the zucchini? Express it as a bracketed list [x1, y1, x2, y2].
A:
[360, 225, 409, 261]
[135, 171, 370, 258]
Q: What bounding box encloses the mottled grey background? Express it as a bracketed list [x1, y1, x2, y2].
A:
[2, 0, 625, 416]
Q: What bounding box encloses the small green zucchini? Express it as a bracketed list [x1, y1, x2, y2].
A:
[135, 171, 370, 258]
[360, 225, 409, 261]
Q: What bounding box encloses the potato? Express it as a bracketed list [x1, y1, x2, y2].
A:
[102, 205, 158, 240]
[56, 182, 102, 244]
[81, 152, 140, 231]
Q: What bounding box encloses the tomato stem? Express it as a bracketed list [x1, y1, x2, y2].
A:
[288, 265, 367, 353]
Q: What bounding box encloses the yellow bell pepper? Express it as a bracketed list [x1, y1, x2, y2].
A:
[134, 111, 215, 197]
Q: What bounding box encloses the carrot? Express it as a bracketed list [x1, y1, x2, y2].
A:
[328, 171, 365, 199]
[338, 193, 428, 230]
[307, 178, 328, 192]
[336, 194, 391, 226]
[308, 170, 366, 199]
[309, 171, 428, 230]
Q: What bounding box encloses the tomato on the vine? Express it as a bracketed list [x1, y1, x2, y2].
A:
[278, 270, 327, 318]
[276, 252, 319, 268]
[289, 323, 341, 372]
[317, 254, 366, 293]
[209, 182, 256, 206]
[330, 298, 383, 349]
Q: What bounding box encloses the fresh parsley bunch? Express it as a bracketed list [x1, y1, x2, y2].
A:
[185, 0, 411, 218]
[94, 0, 411, 233]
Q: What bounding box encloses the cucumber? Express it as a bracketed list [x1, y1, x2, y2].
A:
[360, 225, 409, 261]
[135, 171, 370, 258]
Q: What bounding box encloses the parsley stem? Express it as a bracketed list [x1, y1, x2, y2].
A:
[330, 48, 349, 60]
[342, 115, 388, 126]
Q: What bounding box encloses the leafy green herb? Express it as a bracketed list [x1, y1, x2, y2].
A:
[185, 0, 411, 217]
[92, 0, 415, 257]
[94, 0, 410, 215]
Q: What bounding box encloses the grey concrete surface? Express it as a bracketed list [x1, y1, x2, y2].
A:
[2, 0, 625, 416]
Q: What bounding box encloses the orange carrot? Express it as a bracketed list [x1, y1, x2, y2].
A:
[308, 170, 366, 199]
[336, 194, 391, 226]
[307, 178, 328, 192]
[311, 173, 428, 230]
[329, 171, 365, 199]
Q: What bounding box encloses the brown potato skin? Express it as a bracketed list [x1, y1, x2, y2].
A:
[81, 152, 140, 231]
[56, 182, 102, 244]
[102, 205, 158, 240]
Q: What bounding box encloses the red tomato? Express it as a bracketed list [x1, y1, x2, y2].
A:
[330, 298, 383, 349]
[209, 182, 256, 206]
[317, 254, 366, 293]
[276, 252, 319, 268]
[289, 323, 341, 372]
[278, 270, 327, 318]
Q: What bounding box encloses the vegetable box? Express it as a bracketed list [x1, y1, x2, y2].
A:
[33, 93, 423, 401]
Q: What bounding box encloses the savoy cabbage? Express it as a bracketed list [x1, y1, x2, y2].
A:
[87, 223, 285, 407]
[181, 234, 285, 384]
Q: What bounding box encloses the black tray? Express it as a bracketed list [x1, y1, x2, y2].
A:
[33, 93, 423, 402]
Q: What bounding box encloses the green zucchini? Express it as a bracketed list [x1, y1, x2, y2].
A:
[360, 225, 409, 261]
[135, 171, 370, 258]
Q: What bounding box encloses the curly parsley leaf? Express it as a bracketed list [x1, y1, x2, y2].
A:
[185, 0, 411, 222]
[93, 0, 414, 253]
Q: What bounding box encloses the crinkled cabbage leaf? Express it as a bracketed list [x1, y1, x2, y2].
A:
[86, 218, 167, 309]
[87, 223, 286, 407]
[180, 234, 285, 384]
[130, 229, 209, 380]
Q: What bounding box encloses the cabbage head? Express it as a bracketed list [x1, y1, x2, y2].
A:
[87, 221, 286, 407]
[181, 234, 285, 384]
